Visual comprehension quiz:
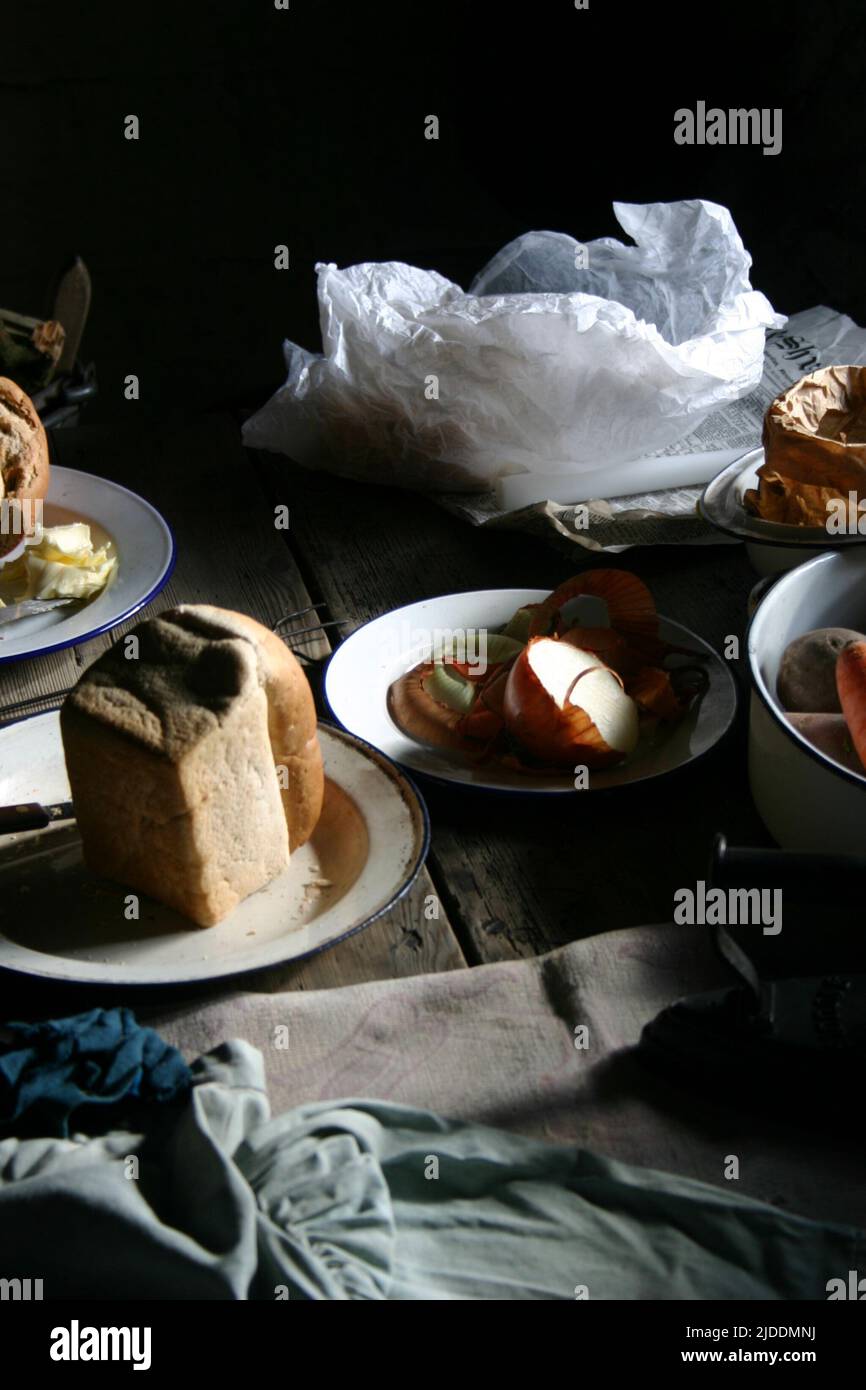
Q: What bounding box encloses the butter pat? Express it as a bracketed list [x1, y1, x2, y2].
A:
[36, 522, 93, 558]
[9, 522, 117, 600]
[24, 552, 115, 598]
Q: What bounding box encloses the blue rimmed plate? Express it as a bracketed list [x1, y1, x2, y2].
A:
[0, 465, 175, 663]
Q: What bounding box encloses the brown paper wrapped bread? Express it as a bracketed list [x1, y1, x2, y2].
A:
[742, 469, 849, 527]
[761, 366, 866, 495]
[0, 377, 50, 557]
[61, 605, 324, 926]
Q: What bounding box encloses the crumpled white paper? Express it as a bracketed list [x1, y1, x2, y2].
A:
[243, 200, 785, 493]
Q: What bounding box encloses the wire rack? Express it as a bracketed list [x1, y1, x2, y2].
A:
[0, 603, 350, 724]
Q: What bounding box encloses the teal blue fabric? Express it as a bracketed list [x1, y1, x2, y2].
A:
[0, 1008, 190, 1137]
[0, 1040, 860, 1300]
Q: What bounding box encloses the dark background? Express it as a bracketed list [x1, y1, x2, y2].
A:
[3, 0, 864, 423]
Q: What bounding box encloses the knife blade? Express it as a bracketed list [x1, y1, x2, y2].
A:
[0, 801, 75, 834]
[50, 257, 91, 373]
[0, 599, 76, 629]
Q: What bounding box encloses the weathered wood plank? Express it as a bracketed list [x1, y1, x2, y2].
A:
[256, 452, 772, 965]
[0, 417, 466, 1013]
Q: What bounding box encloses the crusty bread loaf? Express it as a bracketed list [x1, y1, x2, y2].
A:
[60, 605, 324, 926]
[0, 377, 50, 558]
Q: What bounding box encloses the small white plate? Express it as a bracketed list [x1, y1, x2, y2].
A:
[325, 589, 739, 794]
[0, 715, 429, 985]
[0, 465, 175, 663]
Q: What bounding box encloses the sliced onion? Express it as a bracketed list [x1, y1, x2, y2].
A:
[423, 662, 477, 714]
[442, 632, 524, 678]
[502, 605, 537, 643]
[503, 637, 639, 767]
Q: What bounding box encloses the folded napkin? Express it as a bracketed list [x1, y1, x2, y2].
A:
[0, 1007, 190, 1137]
[0, 1039, 860, 1300]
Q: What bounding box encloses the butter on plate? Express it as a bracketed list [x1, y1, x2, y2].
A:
[2, 522, 117, 601]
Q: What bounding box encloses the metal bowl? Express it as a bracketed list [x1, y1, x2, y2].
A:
[699, 447, 866, 576]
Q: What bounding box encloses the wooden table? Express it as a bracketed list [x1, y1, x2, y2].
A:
[0, 412, 772, 1018]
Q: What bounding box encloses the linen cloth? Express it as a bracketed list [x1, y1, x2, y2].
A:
[0, 1039, 860, 1300]
[140, 924, 866, 1229]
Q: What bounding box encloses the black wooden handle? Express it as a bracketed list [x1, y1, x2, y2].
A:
[0, 802, 51, 834]
[711, 832, 866, 893]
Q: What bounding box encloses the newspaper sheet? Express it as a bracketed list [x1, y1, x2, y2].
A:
[436, 307, 866, 554]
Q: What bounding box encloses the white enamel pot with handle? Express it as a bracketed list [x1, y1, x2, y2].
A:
[747, 548, 866, 853]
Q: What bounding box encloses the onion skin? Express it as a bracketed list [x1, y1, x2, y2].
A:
[388, 663, 473, 752]
[456, 663, 510, 741]
[560, 626, 636, 678]
[449, 657, 507, 684]
[388, 661, 506, 750]
[478, 663, 509, 716]
[628, 666, 684, 721]
[503, 639, 633, 768]
[456, 705, 503, 741]
[530, 570, 658, 642]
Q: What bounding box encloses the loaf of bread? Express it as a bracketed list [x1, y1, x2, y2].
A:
[0, 377, 50, 557]
[60, 605, 324, 926]
[762, 366, 866, 494]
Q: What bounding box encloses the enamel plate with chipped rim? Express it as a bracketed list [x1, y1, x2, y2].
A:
[699, 446, 866, 551]
[0, 715, 429, 985]
[0, 465, 175, 663]
[325, 589, 739, 794]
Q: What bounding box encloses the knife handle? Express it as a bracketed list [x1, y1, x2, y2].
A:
[0, 802, 52, 834]
[712, 833, 866, 894]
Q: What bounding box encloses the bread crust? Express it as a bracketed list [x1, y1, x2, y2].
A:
[172, 606, 325, 849]
[0, 377, 50, 558]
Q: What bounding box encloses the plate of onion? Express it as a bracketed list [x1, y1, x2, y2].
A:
[325, 570, 739, 793]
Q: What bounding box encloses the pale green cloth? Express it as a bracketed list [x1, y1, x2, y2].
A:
[0, 1041, 860, 1300]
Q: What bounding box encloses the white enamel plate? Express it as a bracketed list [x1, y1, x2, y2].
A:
[0, 465, 175, 663]
[326, 589, 739, 794]
[0, 715, 429, 984]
